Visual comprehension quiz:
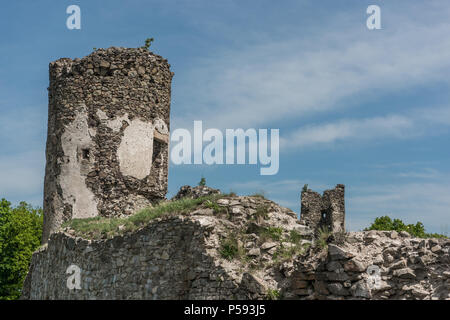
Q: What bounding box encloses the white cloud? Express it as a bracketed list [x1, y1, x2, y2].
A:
[279, 106, 450, 151]
[173, 4, 450, 130]
[280, 114, 414, 149]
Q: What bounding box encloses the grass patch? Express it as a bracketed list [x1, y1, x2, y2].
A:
[273, 242, 310, 262]
[289, 230, 303, 244]
[204, 199, 228, 214]
[253, 204, 269, 222]
[62, 194, 224, 239]
[266, 289, 281, 300]
[219, 236, 246, 261]
[257, 226, 283, 243]
[316, 226, 331, 250]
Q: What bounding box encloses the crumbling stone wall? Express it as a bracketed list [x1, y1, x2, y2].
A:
[285, 231, 450, 300]
[22, 206, 449, 300]
[23, 191, 315, 300]
[300, 184, 345, 235]
[42, 47, 173, 243]
[24, 216, 232, 300]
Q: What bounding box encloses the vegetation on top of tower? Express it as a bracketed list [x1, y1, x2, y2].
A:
[198, 176, 206, 187]
[141, 38, 154, 50]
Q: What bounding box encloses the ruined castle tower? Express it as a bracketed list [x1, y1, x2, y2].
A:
[42, 47, 173, 243]
[300, 184, 345, 235]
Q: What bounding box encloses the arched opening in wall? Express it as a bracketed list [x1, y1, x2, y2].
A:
[319, 209, 332, 232]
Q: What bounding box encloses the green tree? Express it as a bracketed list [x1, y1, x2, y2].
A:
[0, 199, 43, 300]
[365, 215, 445, 238]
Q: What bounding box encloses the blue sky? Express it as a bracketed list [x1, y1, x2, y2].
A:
[0, 1, 449, 233]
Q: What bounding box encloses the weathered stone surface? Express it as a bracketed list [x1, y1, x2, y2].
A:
[326, 271, 350, 282]
[328, 244, 355, 260]
[390, 259, 407, 270]
[393, 268, 416, 279]
[328, 283, 350, 296]
[172, 185, 221, 201]
[343, 258, 366, 272]
[261, 242, 277, 250]
[240, 273, 267, 294]
[327, 261, 343, 272]
[248, 248, 261, 257]
[431, 245, 443, 254]
[350, 280, 371, 298]
[400, 231, 411, 238]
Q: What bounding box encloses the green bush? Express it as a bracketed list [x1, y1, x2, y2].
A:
[266, 289, 281, 300]
[365, 216, 447, 238]
[0, 199, 43, 300]
[141, 37, 154, 50]
[198, 177, 206, 186]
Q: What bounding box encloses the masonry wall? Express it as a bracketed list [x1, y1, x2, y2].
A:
[22, 213, 279, 300]
[24, 216, 230, 299]
[22, 225, 450, 300]
[285, 231, 450, 300]
[42, 47, 173, 243]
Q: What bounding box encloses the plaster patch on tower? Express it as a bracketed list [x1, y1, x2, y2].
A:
[59, 105, 98, 219]
[117, 119, 154, 179]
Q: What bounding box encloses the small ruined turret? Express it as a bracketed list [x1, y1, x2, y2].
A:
[300, 184, 345, 235]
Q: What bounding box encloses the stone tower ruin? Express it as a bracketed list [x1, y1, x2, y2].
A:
[42, 47, 173, 243]
[300, 184, 345, 235]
